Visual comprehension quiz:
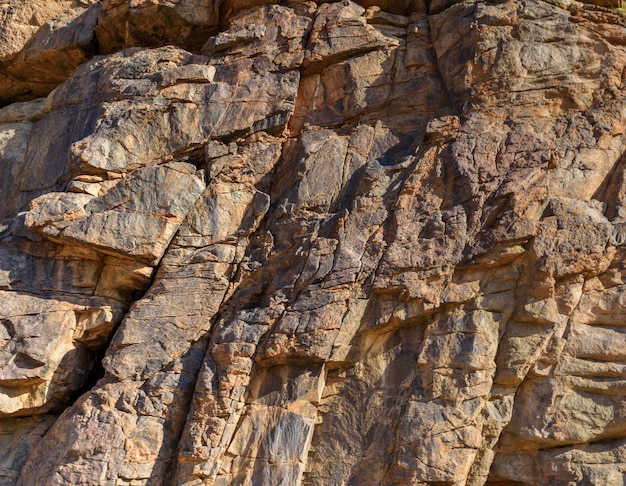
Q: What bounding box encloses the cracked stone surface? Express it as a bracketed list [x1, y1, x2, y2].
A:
[2, 0, 626, 484]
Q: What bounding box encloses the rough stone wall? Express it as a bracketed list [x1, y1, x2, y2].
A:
[1, 0, 626, 484]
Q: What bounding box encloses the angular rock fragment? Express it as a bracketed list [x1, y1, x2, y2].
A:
[25, 162, 206, 264]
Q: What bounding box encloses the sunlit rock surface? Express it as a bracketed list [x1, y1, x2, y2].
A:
[1, 0, 626, 484]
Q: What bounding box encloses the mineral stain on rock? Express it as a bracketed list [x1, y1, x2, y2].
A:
[1, 0, 626, 484]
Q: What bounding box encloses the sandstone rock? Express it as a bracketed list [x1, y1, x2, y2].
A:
[0, 415, 56, 483]
[25, 162, 206, 264]
[0, 288, 126, 416]
[1, 0, 626, 485]
[0, 1, 99, 106]
[95, 0, 219, 55]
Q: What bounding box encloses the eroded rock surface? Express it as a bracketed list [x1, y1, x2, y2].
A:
[1, 0, 626, 484]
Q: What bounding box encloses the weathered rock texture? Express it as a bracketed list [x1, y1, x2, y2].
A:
[1, 0, 626, 484]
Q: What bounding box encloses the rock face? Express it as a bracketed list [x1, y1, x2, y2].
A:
[1, 0, 626, 484]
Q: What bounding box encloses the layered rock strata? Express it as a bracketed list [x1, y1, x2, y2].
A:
[1, 0, 626, 484]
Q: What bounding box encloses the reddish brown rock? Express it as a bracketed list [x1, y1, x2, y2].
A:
[0, 1, 100, 106]
[1, 0, 626, 485]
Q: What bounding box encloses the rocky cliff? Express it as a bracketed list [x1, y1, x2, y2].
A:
[1, 0, 626, 484]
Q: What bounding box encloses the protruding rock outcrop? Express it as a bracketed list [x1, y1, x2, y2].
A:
[1, 0, 626, 485]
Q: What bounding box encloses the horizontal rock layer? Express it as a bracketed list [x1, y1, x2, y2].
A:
[1, 0, 626, 484]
